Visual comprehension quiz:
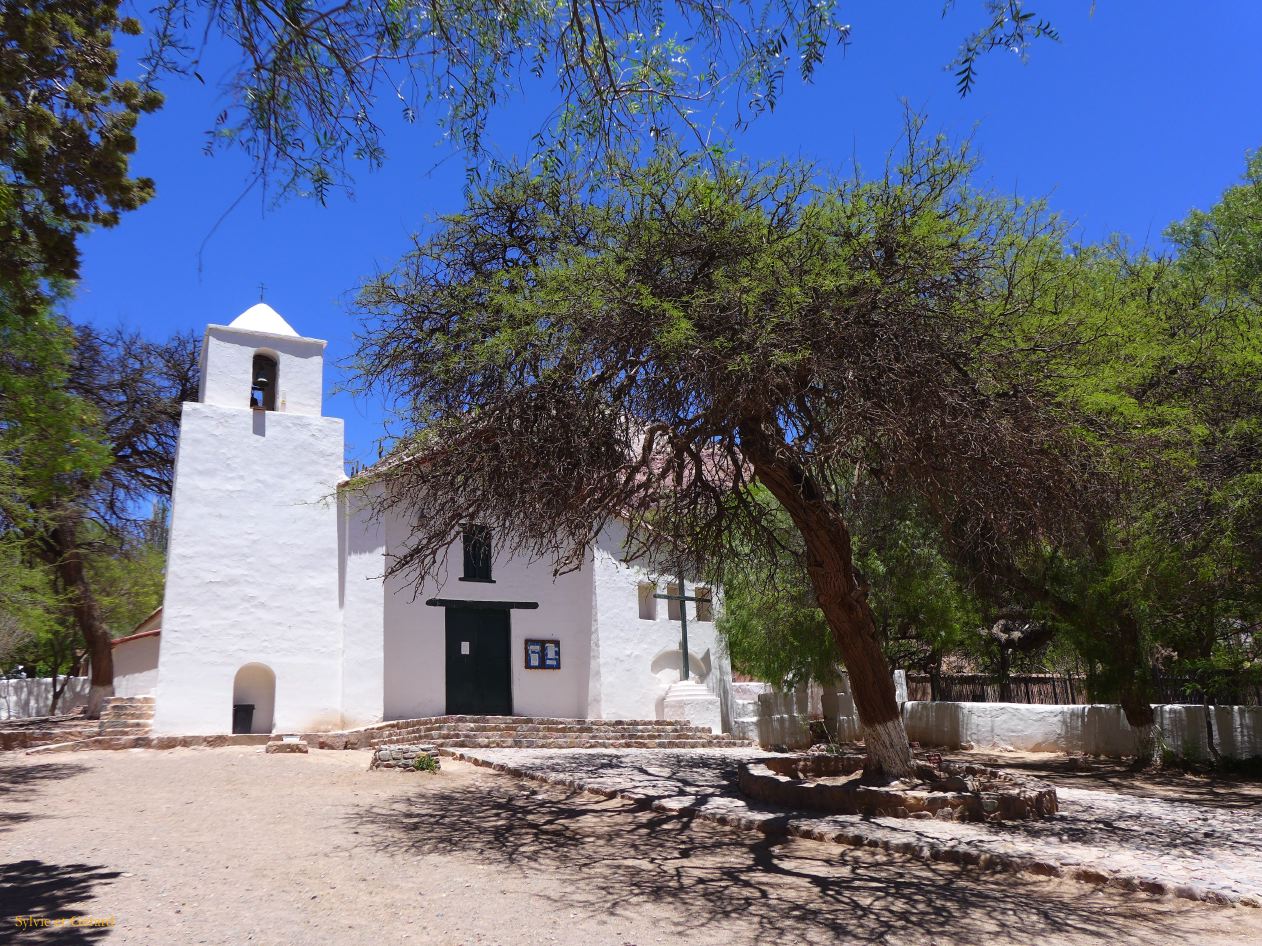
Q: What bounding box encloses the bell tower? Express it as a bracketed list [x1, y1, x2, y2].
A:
[154, 303, 347, 735]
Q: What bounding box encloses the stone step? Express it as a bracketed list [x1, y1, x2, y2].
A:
[375, 723, 712, 736]
[372, 715, 673, 728]
[368, 731, 727, 747]
[371, 734, 748, 749]
[0, 727, 100, 751]
[432, 738, 749, 749]
[104, 696, 155, 705]
[100, 707, 155, 720]
[370, 717, 709, 729]
[98, 721, 153, 734]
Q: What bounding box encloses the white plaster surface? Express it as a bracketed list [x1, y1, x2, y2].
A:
[662, 680, 722, 733]
[588, 521, 732, 726]
[228, 302, 298, 337]
[149, 307, 740, 735]
[379, 514, 594, 721]
[198, 324, 326, 416]
[900, 700, 1262, 760]
[112, 635, 160, 697]
[155, 317, 346, 735]
[338, 486, 386, 729]
[0, 677, 88, 719]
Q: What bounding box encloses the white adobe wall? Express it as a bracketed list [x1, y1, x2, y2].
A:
[154, 400, 346, 734]
[113, 635, 160, 697]
[380, 512, 593, 720]
[1214, 706, 1262, 759]
[588, 521, 733, 726]
[900, 700, 1262, 759]
[0, 677, 89, 719]
[339, 485, 387, 729]
[199, 326, 326, 416]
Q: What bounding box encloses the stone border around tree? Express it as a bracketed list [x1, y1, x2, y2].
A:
[370, 744, 442, 771]
[443, 749, 1257, 909]
[739, 753, 1059, 821]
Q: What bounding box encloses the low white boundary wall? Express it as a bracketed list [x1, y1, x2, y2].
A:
[0, 677, 89, 720]
[740, 673, 1262, 760]
[902, 701, 1262, 759]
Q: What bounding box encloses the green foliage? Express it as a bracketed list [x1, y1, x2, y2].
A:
[0, 306, 111, 535]
[854, 511, 984, 673]
[411, 753, 440, 772]
[976, 146, 1262, 707]
[719, 498, 986, 685]
[0, 0, 162, 312]
[709, 143, 1262, 704]
[86, 519, 167, 638]
[142, 2, 1059, 195]
[719, 565, 840, 688]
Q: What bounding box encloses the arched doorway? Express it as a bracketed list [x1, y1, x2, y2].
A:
[232, 663, 276, 734]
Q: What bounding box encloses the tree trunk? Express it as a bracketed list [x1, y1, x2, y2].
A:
[741, 427, 914, 779]
[48, 516, 113, 718]
[1116, 610, 1160, 768]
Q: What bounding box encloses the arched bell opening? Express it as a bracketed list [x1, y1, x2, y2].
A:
[249, 351, 279, 411]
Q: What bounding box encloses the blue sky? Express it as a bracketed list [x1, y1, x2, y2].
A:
[70, 2, 1262, 465]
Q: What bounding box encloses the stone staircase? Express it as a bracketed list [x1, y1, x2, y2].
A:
[97, 695, 156, 737]
[357, 715, 751, 750]
[0, 713, 100, 751]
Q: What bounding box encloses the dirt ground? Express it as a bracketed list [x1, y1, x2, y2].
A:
[2, 747, 1260, 946]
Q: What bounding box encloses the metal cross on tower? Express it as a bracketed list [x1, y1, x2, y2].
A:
[654, 579, 708, 682]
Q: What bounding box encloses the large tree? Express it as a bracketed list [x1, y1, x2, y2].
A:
[0, 0, 162, 313]
[351, 133, 1104, 778]
[1, 322, 196, 715]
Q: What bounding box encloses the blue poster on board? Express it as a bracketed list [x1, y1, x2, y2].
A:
[525, 640, 543, 669]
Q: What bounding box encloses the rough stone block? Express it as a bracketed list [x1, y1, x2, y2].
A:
[265, 740, 309, 754]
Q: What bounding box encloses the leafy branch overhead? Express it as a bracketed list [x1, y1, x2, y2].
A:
[143, 1, 1061, 197]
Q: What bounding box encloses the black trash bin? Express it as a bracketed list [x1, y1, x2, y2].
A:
[232, 703, 255, 734]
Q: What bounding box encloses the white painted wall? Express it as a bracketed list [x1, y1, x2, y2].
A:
[0, 677, 89, 719]
[155, 341, 346, 734]
[339, 485, 386, 729]
[588, 521, 732, 725]
[199, 326, 326, 417]
[380, 511, 594, 720]
[898, 700, 1262, 760]
[151, 308, 738, 734]
[113, 634, 160, 697]
[737, 675, 1262, 759]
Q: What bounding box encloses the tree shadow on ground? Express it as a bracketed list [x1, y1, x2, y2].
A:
[0, 860, 120, 944]
[346, 771, 1202, 945]
[963, 752, 1262, 810]
[0, 760, 87, 832]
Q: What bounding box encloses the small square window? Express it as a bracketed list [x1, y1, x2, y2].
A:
[638, 582, 657, 620]
[695, 587, 713, 622]
[462, 524, 492, 581]
[666, 583, 681, 622]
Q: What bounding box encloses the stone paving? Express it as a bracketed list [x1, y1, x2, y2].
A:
[448, 747, 1262, 908]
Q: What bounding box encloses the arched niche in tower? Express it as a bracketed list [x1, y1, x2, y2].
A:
[250, 351, 279, 411]
[232, 662, 276, 733]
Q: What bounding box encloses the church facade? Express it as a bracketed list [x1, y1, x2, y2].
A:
[143, 305, 733, 736]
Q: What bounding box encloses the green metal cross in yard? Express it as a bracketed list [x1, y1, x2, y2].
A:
[654, 579, 708, 682]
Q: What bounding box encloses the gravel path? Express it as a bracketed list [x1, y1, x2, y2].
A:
[3, 746, 1260, 945]
[450, 747, 1262, 906]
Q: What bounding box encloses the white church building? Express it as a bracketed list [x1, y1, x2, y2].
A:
[123, 304, 733, 737]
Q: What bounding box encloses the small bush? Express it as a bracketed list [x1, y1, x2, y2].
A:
[412, 753, 440, 773]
